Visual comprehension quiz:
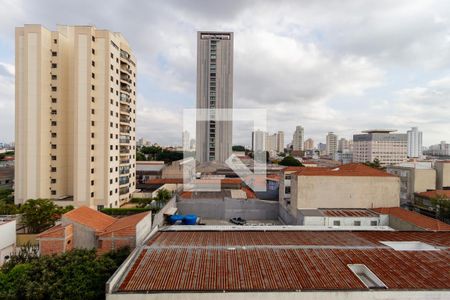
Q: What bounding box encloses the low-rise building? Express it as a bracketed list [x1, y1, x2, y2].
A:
[0, 218, 16, 265]
[386, 163, 436, 206]
[435, 161, 450, 190]
[0, 166, 14, 188]
[413, 190, 450, 221]
[298, 209, 388, 227]
[38, 206, 152, 256]
[106, 227, 450, 299]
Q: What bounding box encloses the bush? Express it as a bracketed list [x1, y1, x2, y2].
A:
[100, 207, 153, 216]
[279, 155, 304, 167]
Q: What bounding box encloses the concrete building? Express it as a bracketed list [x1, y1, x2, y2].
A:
[0, 218, 16, 266]
[338, 138, 352, 152]
[276, 131, 284, 153]
[435, 161, 450, 190]
[426, 141, 450, 157]
[0, 166, 14, 188]
[326, 132, 338, 156]
[196, 32, 233, 163]
[266, 133, 277, 152]
[15, 25, 136, 209]
[407, 127, 423, 158]
[303, 138, 314, 151]
[298, 209, 388, 227]
[386, 163, 436, 206]
[292, 126, 304, 151]
[106, 227, 450, 299]
[353, 129, 407, 166]
[251, 130, 266, 152]
[332, 150, 353, 164]
[280, 164, 400, 221]
[37, 206, 151, 256]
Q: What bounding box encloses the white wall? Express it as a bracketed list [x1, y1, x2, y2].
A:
[0, 220, 16, 265]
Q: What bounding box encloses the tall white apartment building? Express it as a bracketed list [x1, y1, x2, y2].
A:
[407, 127, 423, 158]
[196, 32, 233, 163]
[338, 138, 353, 152]
[326, 132, 338, 156]
[252, 130, 266, 152]
[15, 25, 136, 209]
[266, 134, 278, 152]
[292, 126, 304, 151]
[276, 131, 285, 153]
[353, 130, 407, 166]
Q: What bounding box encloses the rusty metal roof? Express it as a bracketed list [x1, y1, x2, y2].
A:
[116, 230, 450, 292]
[321, 209, 380, 217]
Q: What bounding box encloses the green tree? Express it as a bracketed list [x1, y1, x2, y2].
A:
[156, 150, 183, 162]
[232, 145, 246, 151]
[141, 145, 162, 160]
[19, 199, 73, 234]
[0, 188, 16, 215]
[279, 155, 304, 167]
[431, 194, 450, 220]
[364, 158, 382, 169]
[136, 151, 146, 161]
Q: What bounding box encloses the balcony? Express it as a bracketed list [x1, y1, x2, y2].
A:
[120, 93, 131, 103]
[121, 85, 131, 93]
[120, 158, 130, 164]
[120, 136, 131, 144]
[120, 74, 132, 83]
[120, 148, 130, 154]
[120, 64, 132, 74]
[119, 166, 130, 175]
[120, 127, 131, 134]
[119, 187, 130, 195]
[119, 176, 129, 185]
[120, 116, 131, 124]
[120, 106, 131, 114]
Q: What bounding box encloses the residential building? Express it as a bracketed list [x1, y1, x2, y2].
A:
[251, 130, 266, 152]
[276, 131, 284, 153]
[353, 129, 407, 166]
[37, 206, 151, 256]
[196, 32, 233, 163]
[303, 138, 314, 151]
[0, 166, 14, 188]
[338, 138, 352, 152]
[298, 209, 388, 227]
[386, 162, 436, 206]
[266, 133, 278, 152]
[15, 25, 136, 209]
[292, 125, 304, 151]
[136, 161, 165, 183]
[407, 127, 423, 158]
[425, 141, 450, 157]
[0, 218, 16, 265]
[332, 150, 353, 164]
[413, 190, 450, 221]
[435, 161, 450, 190]
[326, 132, 338, 156]
[182, 130, 190, 151]
[107, 227, 450, 299]
[280, 164, 400, 223]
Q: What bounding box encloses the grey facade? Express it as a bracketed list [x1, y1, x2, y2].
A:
[196, 32, 233, 163]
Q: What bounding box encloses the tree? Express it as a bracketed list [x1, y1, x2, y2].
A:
[136, 151, 146, 161]
[279, 155, 304, 167]
[19, 199, 73, 234]
[232, 145, 246, 151]
[156, 150, 183, 162]
[431, 194, 450, 220]
[141, 145, 162, 160]
[0, 188, 16, 215]
[364, 158, 382, 169]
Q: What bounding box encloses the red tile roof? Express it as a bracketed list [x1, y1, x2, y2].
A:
[373, 207, 450, 231]
[63, 206, 116, 232]
[98, 211, 150, 237]
[147, 178, 183, 184]
[295, 163, 395, 177]
[416, 190, 450, 199]
[117, 230, 450, 292]
[37, 224, 71, 238]
[281, 166, 306, 172]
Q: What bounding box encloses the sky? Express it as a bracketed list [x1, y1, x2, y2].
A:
[0, 0, 449, 147]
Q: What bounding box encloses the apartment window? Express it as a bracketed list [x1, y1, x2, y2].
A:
[51, 155, 56, 161]
[111, 65, 114, 70]
[370, 221, 378, 226]
[91, 132, 95, 138]
[52, 51, 57, 57]
[51, 63, 57, 68]
[354, 221, 361, 226]
[51, 121, 57, 126]
[110, 87, 114, 93]
[110, 76, 113, 82]
[51, 75, 57, 80]
[91, 192, 94, 198]
[51, 86, 57, 91]
[110, 168, 113, 173]
[51, 98, 57, 103]
[110, 111, 113, 116]
[91, 180, 94, 186]
[91, 85, 95, 91]
[91, 156, 94, 162]
[285, 186, 291, 194]
[51, 132, 57, 138]
[51, 109, 57, 115]
[92, 36, 95, 42]
[51, 190, 56, 195]
[110, 134, 113, 138]
[51, 167, 57, 172]
[91, 109, 95, 114]
[110, 122, 113, 127]
[51, 179, 56, 184]
[92, 49, 95, 55]
[110, 157, 113, 161]
[51, 144, 57, 149]
[53, 39, 57, 44]
[111, 53, 114, 59]
[333, 220, 341, 226]
[110, 179, 113, 184]
[91, 121, 95, 126]
[91, 168, 94, 174]
[91, 96, 95, 102]
[92, 73, 95, 79]
[92, 61, 95, 67]
[110, 191, 113, 196]
[91, 145, 95, 150]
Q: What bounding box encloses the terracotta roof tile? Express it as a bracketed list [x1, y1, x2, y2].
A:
[373, 207, 450, 231]
[98, 211, 150, 237]
[63, 206, 116, 232]
[416, 190, 450, 199]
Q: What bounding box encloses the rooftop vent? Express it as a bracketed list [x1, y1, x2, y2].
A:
[380, 241, 439, 251]
[348, 264, 386, 289]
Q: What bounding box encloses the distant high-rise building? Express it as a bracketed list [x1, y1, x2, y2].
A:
[277, 131, 285, 153]
[304, 138, 314, 151]
[326, 132, 338, 156]
[266, 133, 278, 152]
[196, 32, 233, 163]
[338, 138, 353, 152]
[252, 130, 266, 152]
[15, 24, 136, 208]
[353, 129, 407, 166]
[182, 130, 190, 151]
[407, 127, 423, 158]
[292, 126, 304, 151]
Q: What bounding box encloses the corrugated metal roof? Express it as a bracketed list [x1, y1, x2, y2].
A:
[116, 230, 450, 292]
[321, 209, 379, 217]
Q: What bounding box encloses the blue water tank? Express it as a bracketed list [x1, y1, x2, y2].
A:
[168, 214, 184, 224]
[183, 214, 197, 225]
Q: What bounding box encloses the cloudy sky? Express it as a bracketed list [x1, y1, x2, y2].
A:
[0, 0, 449, 147]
